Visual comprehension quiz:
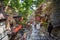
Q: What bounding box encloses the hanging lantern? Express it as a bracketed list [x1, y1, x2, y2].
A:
[35, 16, 40, 21]
[19, 17, 23, 21]
[12, 25, 22, 33]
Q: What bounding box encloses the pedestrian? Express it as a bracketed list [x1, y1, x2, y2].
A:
[48, 22, 53, 37]
[36, 22, 41, 32]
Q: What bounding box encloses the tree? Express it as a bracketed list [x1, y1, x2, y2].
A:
[1, 0, 44, 24]
[3, 0, 44, 14]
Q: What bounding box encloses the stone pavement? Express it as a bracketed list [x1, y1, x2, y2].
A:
[27, 30, 48, 40]
[26, 25, 57, 40]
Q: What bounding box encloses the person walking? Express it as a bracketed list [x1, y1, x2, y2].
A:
[48, 22, 53, 37]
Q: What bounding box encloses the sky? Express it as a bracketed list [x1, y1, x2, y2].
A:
[20, 0, 37, 10]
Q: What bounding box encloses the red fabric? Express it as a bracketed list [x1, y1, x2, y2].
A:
[13, 25, 22, 33]
[35, 16, 41, 21]
[19, 17, 23, 21]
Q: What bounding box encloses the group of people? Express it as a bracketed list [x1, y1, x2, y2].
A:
[24, 16, 54, 40]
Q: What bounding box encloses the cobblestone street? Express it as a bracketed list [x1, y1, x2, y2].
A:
[26, 25, 58, 40]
